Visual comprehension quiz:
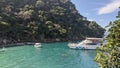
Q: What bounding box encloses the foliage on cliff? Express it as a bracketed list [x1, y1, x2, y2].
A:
[95, 9, 120, 68]
[0, 0, 105, 41]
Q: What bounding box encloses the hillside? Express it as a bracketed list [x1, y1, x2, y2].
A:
[0, 0, 105, 42]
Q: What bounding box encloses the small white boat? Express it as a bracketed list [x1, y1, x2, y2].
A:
[34, 43, 42, 48]
[68, 38, 103, 49]
[0, 47, 6, 52]
[0, 39, 7, 52]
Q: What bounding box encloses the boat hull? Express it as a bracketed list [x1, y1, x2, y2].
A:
[68, 43, 100, 50]
[34, 45, 41, 48]
[68, 46, 99, 49]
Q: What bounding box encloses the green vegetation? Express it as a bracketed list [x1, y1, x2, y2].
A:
[95, 9, 120, 68]
[0, 0, 105, 42]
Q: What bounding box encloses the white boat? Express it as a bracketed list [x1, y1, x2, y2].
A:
[68, 38, 103, 49]
[0, 39, 7, 52]
[34, 43, 42, 48]
[0, 47, 6, 52]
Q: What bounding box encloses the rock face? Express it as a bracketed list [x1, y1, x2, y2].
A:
[0, 0, 105, 42]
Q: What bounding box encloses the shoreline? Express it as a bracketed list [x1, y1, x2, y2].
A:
[0, 38, 83, 48]
[0, 42, 70, 48]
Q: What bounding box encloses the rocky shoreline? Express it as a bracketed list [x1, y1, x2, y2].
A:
[0, 38, 83, 48]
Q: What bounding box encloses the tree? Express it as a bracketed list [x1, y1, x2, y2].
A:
[35, 0, 45, 8]
[95, 9, 120, 68]
[0, 0, 105, 42]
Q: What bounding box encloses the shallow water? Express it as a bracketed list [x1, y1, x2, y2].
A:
[0, 42, 98, 68]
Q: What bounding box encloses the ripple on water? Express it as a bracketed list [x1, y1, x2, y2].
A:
[0, 42, 98, 68]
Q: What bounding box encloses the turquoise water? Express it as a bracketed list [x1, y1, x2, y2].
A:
[0, 42, 98, 68]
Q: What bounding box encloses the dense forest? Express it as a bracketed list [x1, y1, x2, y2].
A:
[0, 0, 105, 42]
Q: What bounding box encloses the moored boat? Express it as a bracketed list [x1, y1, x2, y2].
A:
[34, 43, 42, 48]
[68, 38, 103, 49]
[0, 47, 6, 52]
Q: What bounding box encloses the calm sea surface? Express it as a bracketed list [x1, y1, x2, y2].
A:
[0, 42, 98, 68]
